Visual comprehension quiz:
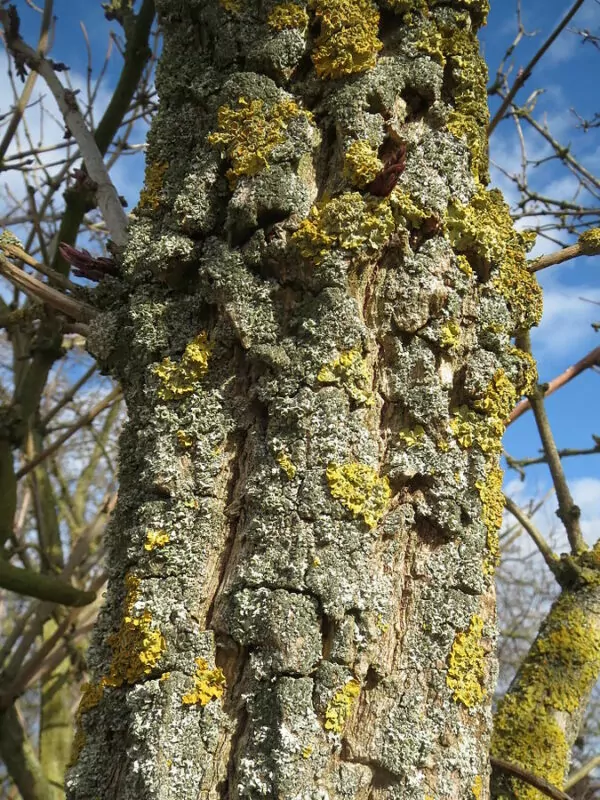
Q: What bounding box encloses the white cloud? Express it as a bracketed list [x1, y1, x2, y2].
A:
[531, 280, 600, 360]
[570, 477, 600, 544]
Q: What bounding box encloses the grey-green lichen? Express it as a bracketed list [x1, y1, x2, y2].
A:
[69, 1, 514, 797]
[415, 20, 490, 180]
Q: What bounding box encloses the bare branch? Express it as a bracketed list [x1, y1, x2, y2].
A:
[488, 0, 587, 135]
[0, 7, 129, 245]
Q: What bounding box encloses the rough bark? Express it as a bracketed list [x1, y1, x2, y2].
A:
[67, 1, 542, 798]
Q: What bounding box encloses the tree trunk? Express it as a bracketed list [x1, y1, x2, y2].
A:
[67, 1, 542, 798]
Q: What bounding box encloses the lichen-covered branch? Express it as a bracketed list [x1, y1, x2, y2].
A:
[492, 576, 600, 800]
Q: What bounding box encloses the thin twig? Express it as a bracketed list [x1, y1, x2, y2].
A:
[488, 0, 586, 135]
[516, 333, 586, 553]
[16, 387, 122, 479]
[503, 495, 561, 579]
[491, 756, 574, 800]
[0, 8, 129, 245]
[509, 346, 600, 424]
[1, 239, 81, 293]
[0, 253, 95, 321]
[0, 0, 53, 161]
[565, 755, 600, 791]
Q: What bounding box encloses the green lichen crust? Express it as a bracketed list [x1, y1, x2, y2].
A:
[492, 585, 600, 800]
[68, 2, 537, 799]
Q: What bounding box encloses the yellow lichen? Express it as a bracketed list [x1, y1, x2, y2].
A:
[389, 189, 431, 229]
[267, 3, 309, 30]
[138, 161, 168, 212]
[509, 346, 538, 398]
[440, 320, 461, 349]
[324, 678, 360, 732]
[492, 595, 600, 799]
[77, 681, 105, 715]
[69, 581, 167, 764]
[343, 140, 383, 188]
[144, 529, 170, 551]
[449, 405, 505, 455]
[208, 97, 309, 188]
[460, 0, 490, 24]
[447, 614, 486, 707]
[70, 679, 106, 764]
[474, 369, 517, 422]
[276, 451, 297, 479]
[326, 461, 391, 529]
[447, 187, 543, 330]
[450, 371, 516, 456]
[388, 0, 428, 14]
[317, 348, 374, 406]
[442, 26, 490, 181]
[220, 0, 242, 12]
[292, 192, 395, 264]
[376, 614, 389, 633]
[104, 573, 166, 687]
[472, 775, 483, 800]
[154, 332, 212, 401]
[579, 227, 600, 255]
[398, 425, 425, 448]
[447, 112, 488, 183]
[457, 254, 474, 277]
[302, 745, 313, 758]
[177, 429, 194, 449]
[182, 657, 226, 706]
[309, 0, 382, 79]
[476, 461, 503, 575]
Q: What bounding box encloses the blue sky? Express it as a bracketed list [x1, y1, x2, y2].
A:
[3, 0, 600, 547]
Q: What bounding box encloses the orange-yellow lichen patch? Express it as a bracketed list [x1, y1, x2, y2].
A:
[267, 3, 309, 30]
[154, 332, 212, 401]
[208, 97, 309, 188]
[104, 573, 166, 687]
[447, 614, 486, 707]
[309, 0, 382, 79]
[182, 658, 226, 706]
[324, 678, 360, 732]
[326, 461, 391, 529]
